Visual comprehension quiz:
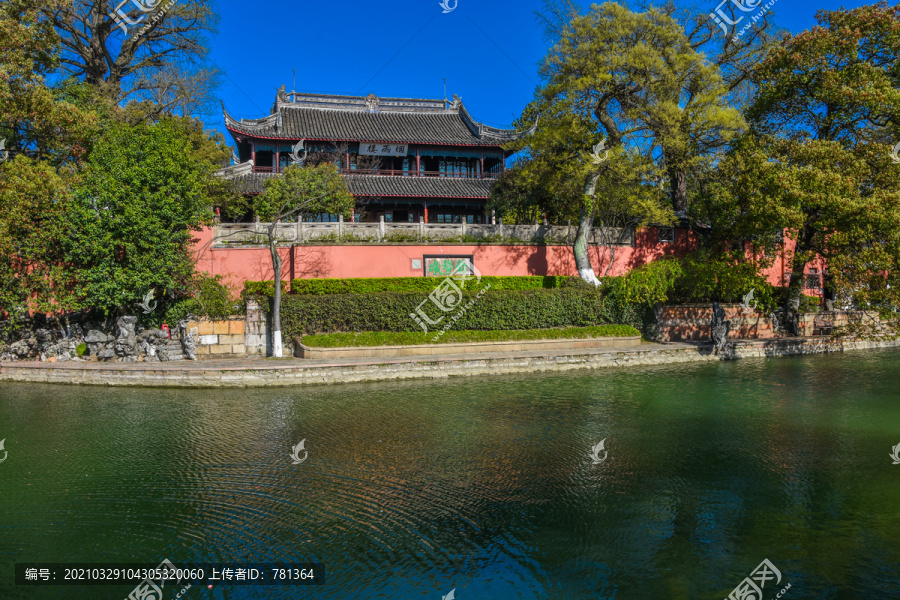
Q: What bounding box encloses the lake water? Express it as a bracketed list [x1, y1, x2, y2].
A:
[1, 350, 899, 599]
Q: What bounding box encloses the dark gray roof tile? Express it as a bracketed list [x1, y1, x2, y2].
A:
[229, 171, 492, 199]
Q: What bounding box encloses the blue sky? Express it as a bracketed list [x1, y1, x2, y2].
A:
[206, 0, 871, 140]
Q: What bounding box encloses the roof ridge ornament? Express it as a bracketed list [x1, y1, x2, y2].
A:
[365, 93, 379, 113]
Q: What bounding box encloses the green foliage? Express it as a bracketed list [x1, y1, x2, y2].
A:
[140, 274, 241, 327]
[276, 288, 639, 337]
[533, 2, 744, 215]
[736, 3, 900, 320]
[0, 157, 75, 320]
[670, 253, 774, 307]
[190, 274, 242, 320]
[602, 252, 821, 313]
[241, 280, 289, 298]
[61, 118, 216, 315]
[300, 325, 641, 348]
[158, 298, 199, 327]
[772, 288, 820, 314]
[606, 259, 684, 307]
[75, 343, 87, 357]
[287, 276, 567, 295]
[250, 163, 354, 223]
[0, 1, 98, 165]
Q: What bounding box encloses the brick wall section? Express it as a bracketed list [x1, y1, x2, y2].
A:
[655, 304, 776, 342]
[655, 305, 882, 342]
[186, 302, 291, 360]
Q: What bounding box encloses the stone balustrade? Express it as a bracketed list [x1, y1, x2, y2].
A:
[213, 219, 634, 246]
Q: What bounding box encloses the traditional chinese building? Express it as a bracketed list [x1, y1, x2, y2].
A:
[220, 88, 535, 224]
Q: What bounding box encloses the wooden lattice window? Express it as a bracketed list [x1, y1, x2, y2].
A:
[658, 227, 675, 244]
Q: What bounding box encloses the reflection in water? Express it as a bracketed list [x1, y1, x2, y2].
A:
[0, 350, 899, 599]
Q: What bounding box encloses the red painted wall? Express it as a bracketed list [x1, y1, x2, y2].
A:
[192, 226, 697, 286]
[193, 225, 827, 298]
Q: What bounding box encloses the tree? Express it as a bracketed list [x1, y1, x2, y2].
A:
[536, 1, 755, 215]
[0, 0, 97, 329]
[495, 101, 673, 280]
[46, 0, 220, 116]
[0, 158, 74, 326]
[524, 2, 739, 284]
[62, 118, 219, 316]
[0, 0, 97, 163]
[254, 164, 354, 357]
[743, 2, 900, 330]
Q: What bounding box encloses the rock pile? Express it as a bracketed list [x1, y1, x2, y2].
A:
[0, 317, 198, 363]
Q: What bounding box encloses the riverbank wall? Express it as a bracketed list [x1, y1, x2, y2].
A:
[1, 337, 897, 388]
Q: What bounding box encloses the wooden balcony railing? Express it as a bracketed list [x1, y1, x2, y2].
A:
[253, 166, 500, 179]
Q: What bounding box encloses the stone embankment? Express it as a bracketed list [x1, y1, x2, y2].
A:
[1, 337, 897, 388]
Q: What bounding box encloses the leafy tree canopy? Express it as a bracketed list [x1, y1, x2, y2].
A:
[62, 118, 218, 315]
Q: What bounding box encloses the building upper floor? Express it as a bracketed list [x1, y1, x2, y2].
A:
[222, 89, 536, 181]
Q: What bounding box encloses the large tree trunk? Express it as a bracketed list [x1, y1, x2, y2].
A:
[575, 174, 602, 286]
[268, 226, 284, 358]
[669, 167, 688, 214]
[783, 225, 815, 336]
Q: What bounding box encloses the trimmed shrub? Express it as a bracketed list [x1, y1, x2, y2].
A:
[288, 275, 568, 295]
[193, 274, 243, 320]
[277, 288, 639, 336]
[242, 280, 288, 299]
[142, 274, 242, 327]
[604, 259, 685, 306]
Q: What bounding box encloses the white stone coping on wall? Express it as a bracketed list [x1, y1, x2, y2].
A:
[1, 337, 897, 388]
[295, 336, 641, 359]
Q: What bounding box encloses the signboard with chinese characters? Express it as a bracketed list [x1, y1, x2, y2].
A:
[358, 143, 409, 157]
[423, 255, 475, 278]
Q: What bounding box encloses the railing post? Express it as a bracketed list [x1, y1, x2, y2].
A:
[338, 214, 343, 240]
[499, 218, 504, 241]
[461, 220, 467, 238]
[379, 215, 385, 241]
[567, 219, 571, 243]
[419, 216, 425, 240]
[295, 217, 301, 243]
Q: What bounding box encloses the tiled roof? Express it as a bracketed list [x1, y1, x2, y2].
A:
[223, 91, 535, 148]
[344, 175, 492, 198]
[228, 171, 492, 199]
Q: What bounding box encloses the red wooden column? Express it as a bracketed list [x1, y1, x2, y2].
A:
[424, 201, 429, 223]
[251, 142, 256, 168]
[275, 146, 280, 173]
[480, 150, 485, 179]
[416, 147, 421, 176]
[345, 150, 350, 172]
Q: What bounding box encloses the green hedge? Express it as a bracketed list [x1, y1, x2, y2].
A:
[288, 275, 568, 295]
[241, 280, 288, 299]
[277, 288, 644, 336]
